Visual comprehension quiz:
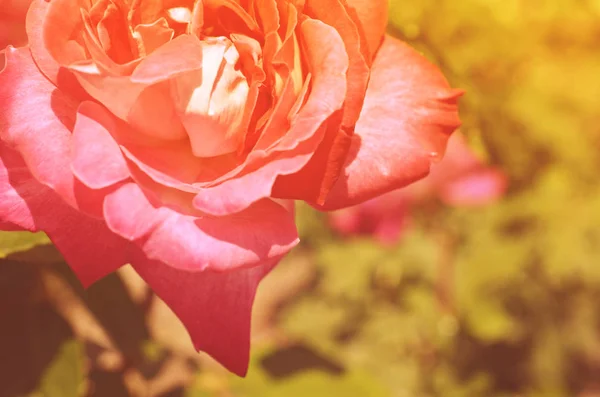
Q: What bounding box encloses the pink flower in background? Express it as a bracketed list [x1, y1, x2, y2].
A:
[0, 0, 461, 375]
[329, 133, 507, 244]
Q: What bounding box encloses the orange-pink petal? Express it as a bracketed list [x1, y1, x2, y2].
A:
[318, 35, 462, 210]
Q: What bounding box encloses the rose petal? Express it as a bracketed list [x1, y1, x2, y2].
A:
[0, 144, 128, 286]
[26, 0, 66, 84]
[133, 18, 175, 55]
[305, 0, 369, 127]
[345, 0, 388, 58]
[126, 81, 188, 141]
[131, 34, 204, 83]
[0, 145, 44, 231]
[47, 213, 130, 288]
[253, 0, 279, 36]
[71, 101, 130, 189]
[270, 110, 349, 204]
[103, 182, 299, 271]
[131, 253, 278, 376]
[317, 35, 462, 210]
[102, 183, 162, 241]
[0, 46, 80, 206]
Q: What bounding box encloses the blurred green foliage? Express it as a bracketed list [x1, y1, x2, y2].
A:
[2, 0, 600, 396]
[38, 340, 86, 397]
[0, 231, 49, 258]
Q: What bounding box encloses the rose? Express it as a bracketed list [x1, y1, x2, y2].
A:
[329, 133, 508, 244]
[0, 0, 461, 375]
[1, 0, 461, 375]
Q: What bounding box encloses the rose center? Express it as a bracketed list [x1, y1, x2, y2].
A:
[172, 36, 250, 158]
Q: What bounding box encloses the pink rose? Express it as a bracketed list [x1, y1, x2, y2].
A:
[329, 133, 508, 244]
[0, 0, 461, 375]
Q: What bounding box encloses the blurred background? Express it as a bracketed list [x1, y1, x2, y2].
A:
[2, 0, 600, 396]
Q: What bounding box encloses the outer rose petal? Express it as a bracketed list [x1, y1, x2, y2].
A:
[0, 144, 129, 286]
[71, 101, 130, 189]
[132, 253, 278, 376]
[345, 0, 388, 58]
[26, 0, 88, 100]
[26, 0, 59, 80]
[305, 0, 369, 126]
[318, 35, 462, 210]
[0, 145, 48, 231]
[103, 183, 299, 272]
[0, 46, 80, 206]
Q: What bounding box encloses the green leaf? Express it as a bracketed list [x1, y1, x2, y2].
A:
[231, 369, 390, 397]
[0, 231, 50, 259]
[37, 340, 86, 397]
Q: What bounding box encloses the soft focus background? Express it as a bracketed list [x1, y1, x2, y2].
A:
[2, 0, 600, 396]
